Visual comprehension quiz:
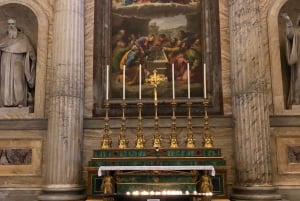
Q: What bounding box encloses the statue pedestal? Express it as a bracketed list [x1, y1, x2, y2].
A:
[291, 104, 300, 110]
[0, 106, 33, 117]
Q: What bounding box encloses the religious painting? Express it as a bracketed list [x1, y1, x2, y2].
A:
[110, 0, 203, 101]
[94, 0, 222, 115]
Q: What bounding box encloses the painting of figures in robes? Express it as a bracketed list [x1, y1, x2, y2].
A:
[109, 0, 204, 101]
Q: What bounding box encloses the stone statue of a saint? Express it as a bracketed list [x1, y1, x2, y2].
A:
[0, 18, 36, 107]
[282, 12, 300, 108]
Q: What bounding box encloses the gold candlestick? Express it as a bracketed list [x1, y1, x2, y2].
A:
[169, 99, 178, 148]
[145, 69, 167, 148]
[118, 100, 129, 149]
[101, 100, 112, 149]
[202, 98, 213, 148]
[185, 98, 195, 148]
[135, 100, 145, 148]
[153, 98, 162, 148]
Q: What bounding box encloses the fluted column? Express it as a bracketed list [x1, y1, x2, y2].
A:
[229, 0, 284, 200]
[38, 0, 85, 201]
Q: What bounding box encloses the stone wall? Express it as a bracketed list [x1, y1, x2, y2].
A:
[0, 0, 299, 201]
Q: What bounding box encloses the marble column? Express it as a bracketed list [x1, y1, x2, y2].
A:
[38, 0, 85, 201]
[229, 0, 284, 200]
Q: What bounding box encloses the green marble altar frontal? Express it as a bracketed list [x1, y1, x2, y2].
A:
[87, 148, 227, 198]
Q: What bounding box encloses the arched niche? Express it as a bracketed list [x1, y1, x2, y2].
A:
[268, 0, 300, 114]
[0, 1, 49, 119]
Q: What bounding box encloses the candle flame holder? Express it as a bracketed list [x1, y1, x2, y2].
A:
[101, 100, 112, 149]
[202, 98, 213, 148]
[185, 98, 196, 148]
[118, 100, 129, 149]
[135, 100, 145, 148]
[169, 99, 178, 148]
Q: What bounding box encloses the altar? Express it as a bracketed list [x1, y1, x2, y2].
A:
[86, 148, 227, 200]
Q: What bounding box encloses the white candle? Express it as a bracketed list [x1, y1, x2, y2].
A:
[187, 63, 190, 99]
[172, 63, 175, 99]
[139, 64, 142, 100]
[106, 65, 109, 100]
[204, 63, 207, 99]
[123, 65, 126, 100]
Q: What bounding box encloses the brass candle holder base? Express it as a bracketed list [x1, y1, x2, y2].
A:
[118, 135, 129, 149]
[135, 135, 145, 148]
[153, 132, 162, 148]
[101, 134, 112, 149]
[185, 135, 195, 148]
[202, 135, 213, 148]
[169, 136, 178, 148]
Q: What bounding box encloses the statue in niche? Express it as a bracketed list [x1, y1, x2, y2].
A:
[281, 12, 300, 108]
[0, 18, 36, 107]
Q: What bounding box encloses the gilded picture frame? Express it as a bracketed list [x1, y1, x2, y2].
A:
[93, 0, 222, 116]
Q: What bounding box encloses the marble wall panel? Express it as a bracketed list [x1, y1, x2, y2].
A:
[276, 136, 300, 174]
[84, 0, 95, 118]
[0, 130, 46, 187]
[0, 139, 41, 176]
[219, 0, 231, 115]
[271, 127, 300, 185]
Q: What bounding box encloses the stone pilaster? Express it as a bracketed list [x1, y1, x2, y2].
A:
[229, 0, 285, 200]
[38, 0, 85, 201]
